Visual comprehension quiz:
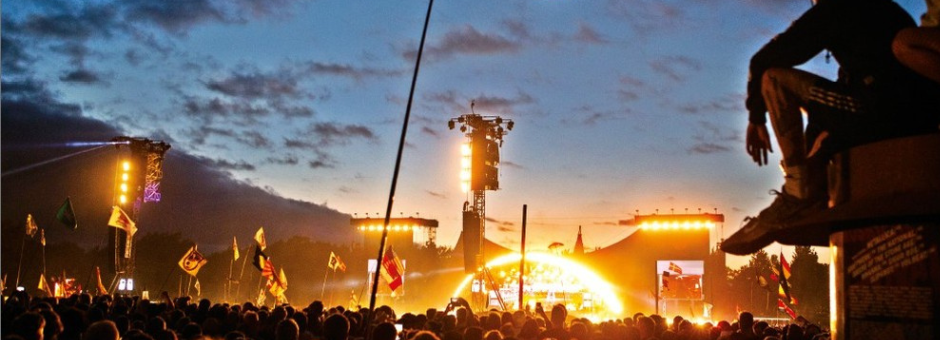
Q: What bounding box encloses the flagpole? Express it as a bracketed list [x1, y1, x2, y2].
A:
[186, 275, 192, 296]
[42, 240, 47, 276]
[178, 274, 182, 298]
[226, 256, 234, 302]
[236, 243, 253, 303]
[370, 0, 434, 314]
[14, 230, 27, 288]
[329, 269, 336, 307]
[321, 269, 330, 303]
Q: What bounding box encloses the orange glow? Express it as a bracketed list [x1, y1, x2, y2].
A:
[122, 161, 130, 171]
[119, 195, 127, 204]
[451, 252, 624, 315]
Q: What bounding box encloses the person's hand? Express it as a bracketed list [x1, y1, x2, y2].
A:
[746, 122, 773, 166]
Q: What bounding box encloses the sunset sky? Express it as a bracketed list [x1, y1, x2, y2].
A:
[3, 0, 930, 267]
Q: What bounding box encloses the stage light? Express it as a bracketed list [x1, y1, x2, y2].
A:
[119, 279, 127, 291]
[123, 161, 130, 171]
[119, 195, 127, 204]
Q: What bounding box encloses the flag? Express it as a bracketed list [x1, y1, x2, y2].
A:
[256, 288, 266, 306]
[40, 229, 46, 247]
[194, 279, 201, 296]
[107, 206, 137, 237]
[778, 299, 797, 319]
[254, 227, 266, 250]
[178, 245, 208, 277]
[252, 247, 269, 272]
[38, 274, 53, 296]
[232, 236, 240, 261]
[779, 252, 794, 304]
[380, 246, 405, 292]
[329, 252, 347, 272]
[261, 259, 276, 279]
[267, 269, 288, 297]
[96, 266, 108, 295]
[26, 214, 39, 238]
[56, 197, 78, 230]
[669, 262, 683, 275]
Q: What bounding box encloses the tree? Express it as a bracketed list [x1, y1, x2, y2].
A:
[788, 246, 829, 324]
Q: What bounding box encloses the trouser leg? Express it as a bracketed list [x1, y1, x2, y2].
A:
[760, 68, 831, 199]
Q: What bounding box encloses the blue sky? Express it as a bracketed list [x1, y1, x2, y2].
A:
[3, 0, 929, 267]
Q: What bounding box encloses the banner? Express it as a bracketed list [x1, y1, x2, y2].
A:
[233, 236, 240, 261]
[254, 227, 266, 250]
[380, 246, 404, 292]
[56, 197, 78, 230]
[178, 245, 208, 276]
[26, 214, 39, 238]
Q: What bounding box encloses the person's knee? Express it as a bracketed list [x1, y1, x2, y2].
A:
[892, 27, 918, 62]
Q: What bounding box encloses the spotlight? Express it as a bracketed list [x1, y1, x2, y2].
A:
[448, 121, 455, 130]
[507, 121, 514, 130]
[460, 125, 467, 132]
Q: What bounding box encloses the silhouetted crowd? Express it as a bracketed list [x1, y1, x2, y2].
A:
[2, 291, 829, 340]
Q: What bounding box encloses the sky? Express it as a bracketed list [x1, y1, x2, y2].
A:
[3, 0, 930, 268]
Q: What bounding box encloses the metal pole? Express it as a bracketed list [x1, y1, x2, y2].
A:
[518, 204, 527, 310]
[369, 0, 434, 312]
[236, 243, 253, 302]
[15, 231, 27, 287]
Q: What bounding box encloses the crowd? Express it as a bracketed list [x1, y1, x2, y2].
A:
[2, 291, 828, 340]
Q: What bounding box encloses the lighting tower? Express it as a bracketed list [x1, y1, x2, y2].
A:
[110, 136, 171, 286]
[448, 104, 514, 277]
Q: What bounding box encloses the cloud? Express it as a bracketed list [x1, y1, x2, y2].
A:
[204, 69, 308, 101]
[500, 160, 524, 170]
[424, 90, 535, 115]
[59, 68, 109, 85]
[16, 4, 120, 40]
[182, 96, 271, 125]
[121, 0, 229, 36]
[265, 154, 299, 165]
[574, 22, 609, 44]
[676, 94, 743, 114]
[307, 122, 377, 146]
[235, 131, 271, 149]
[486, 217, 516, 232]
[564, 105, 631, 125]
[688, 121, 738, 154]
[650, 55, 702, 82]
[305, 62, 404, 81]
[606, 0, 688, 35]
[425, 190, 446, 199]
[405, 25, 521, 62]
[1, 77, 353, 249]
[206, 158, 257, 171]
[421, 126, 440, 138]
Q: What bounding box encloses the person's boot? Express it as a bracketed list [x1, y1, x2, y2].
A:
[721, 164, 827, 255]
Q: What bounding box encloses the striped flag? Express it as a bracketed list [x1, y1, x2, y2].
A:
[669, 262, 683, 275]
[380, 246, 405, 292]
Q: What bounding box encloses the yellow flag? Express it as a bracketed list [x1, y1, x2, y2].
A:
[38, 274, 53, 296]
[96, 266, 109, 295]
[107, 206, 137, 237]
[178, 245, 208, 277]
[233, 236, 240, 261]
[26, 214, 39, 237]
[254, 227, 266, 250]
